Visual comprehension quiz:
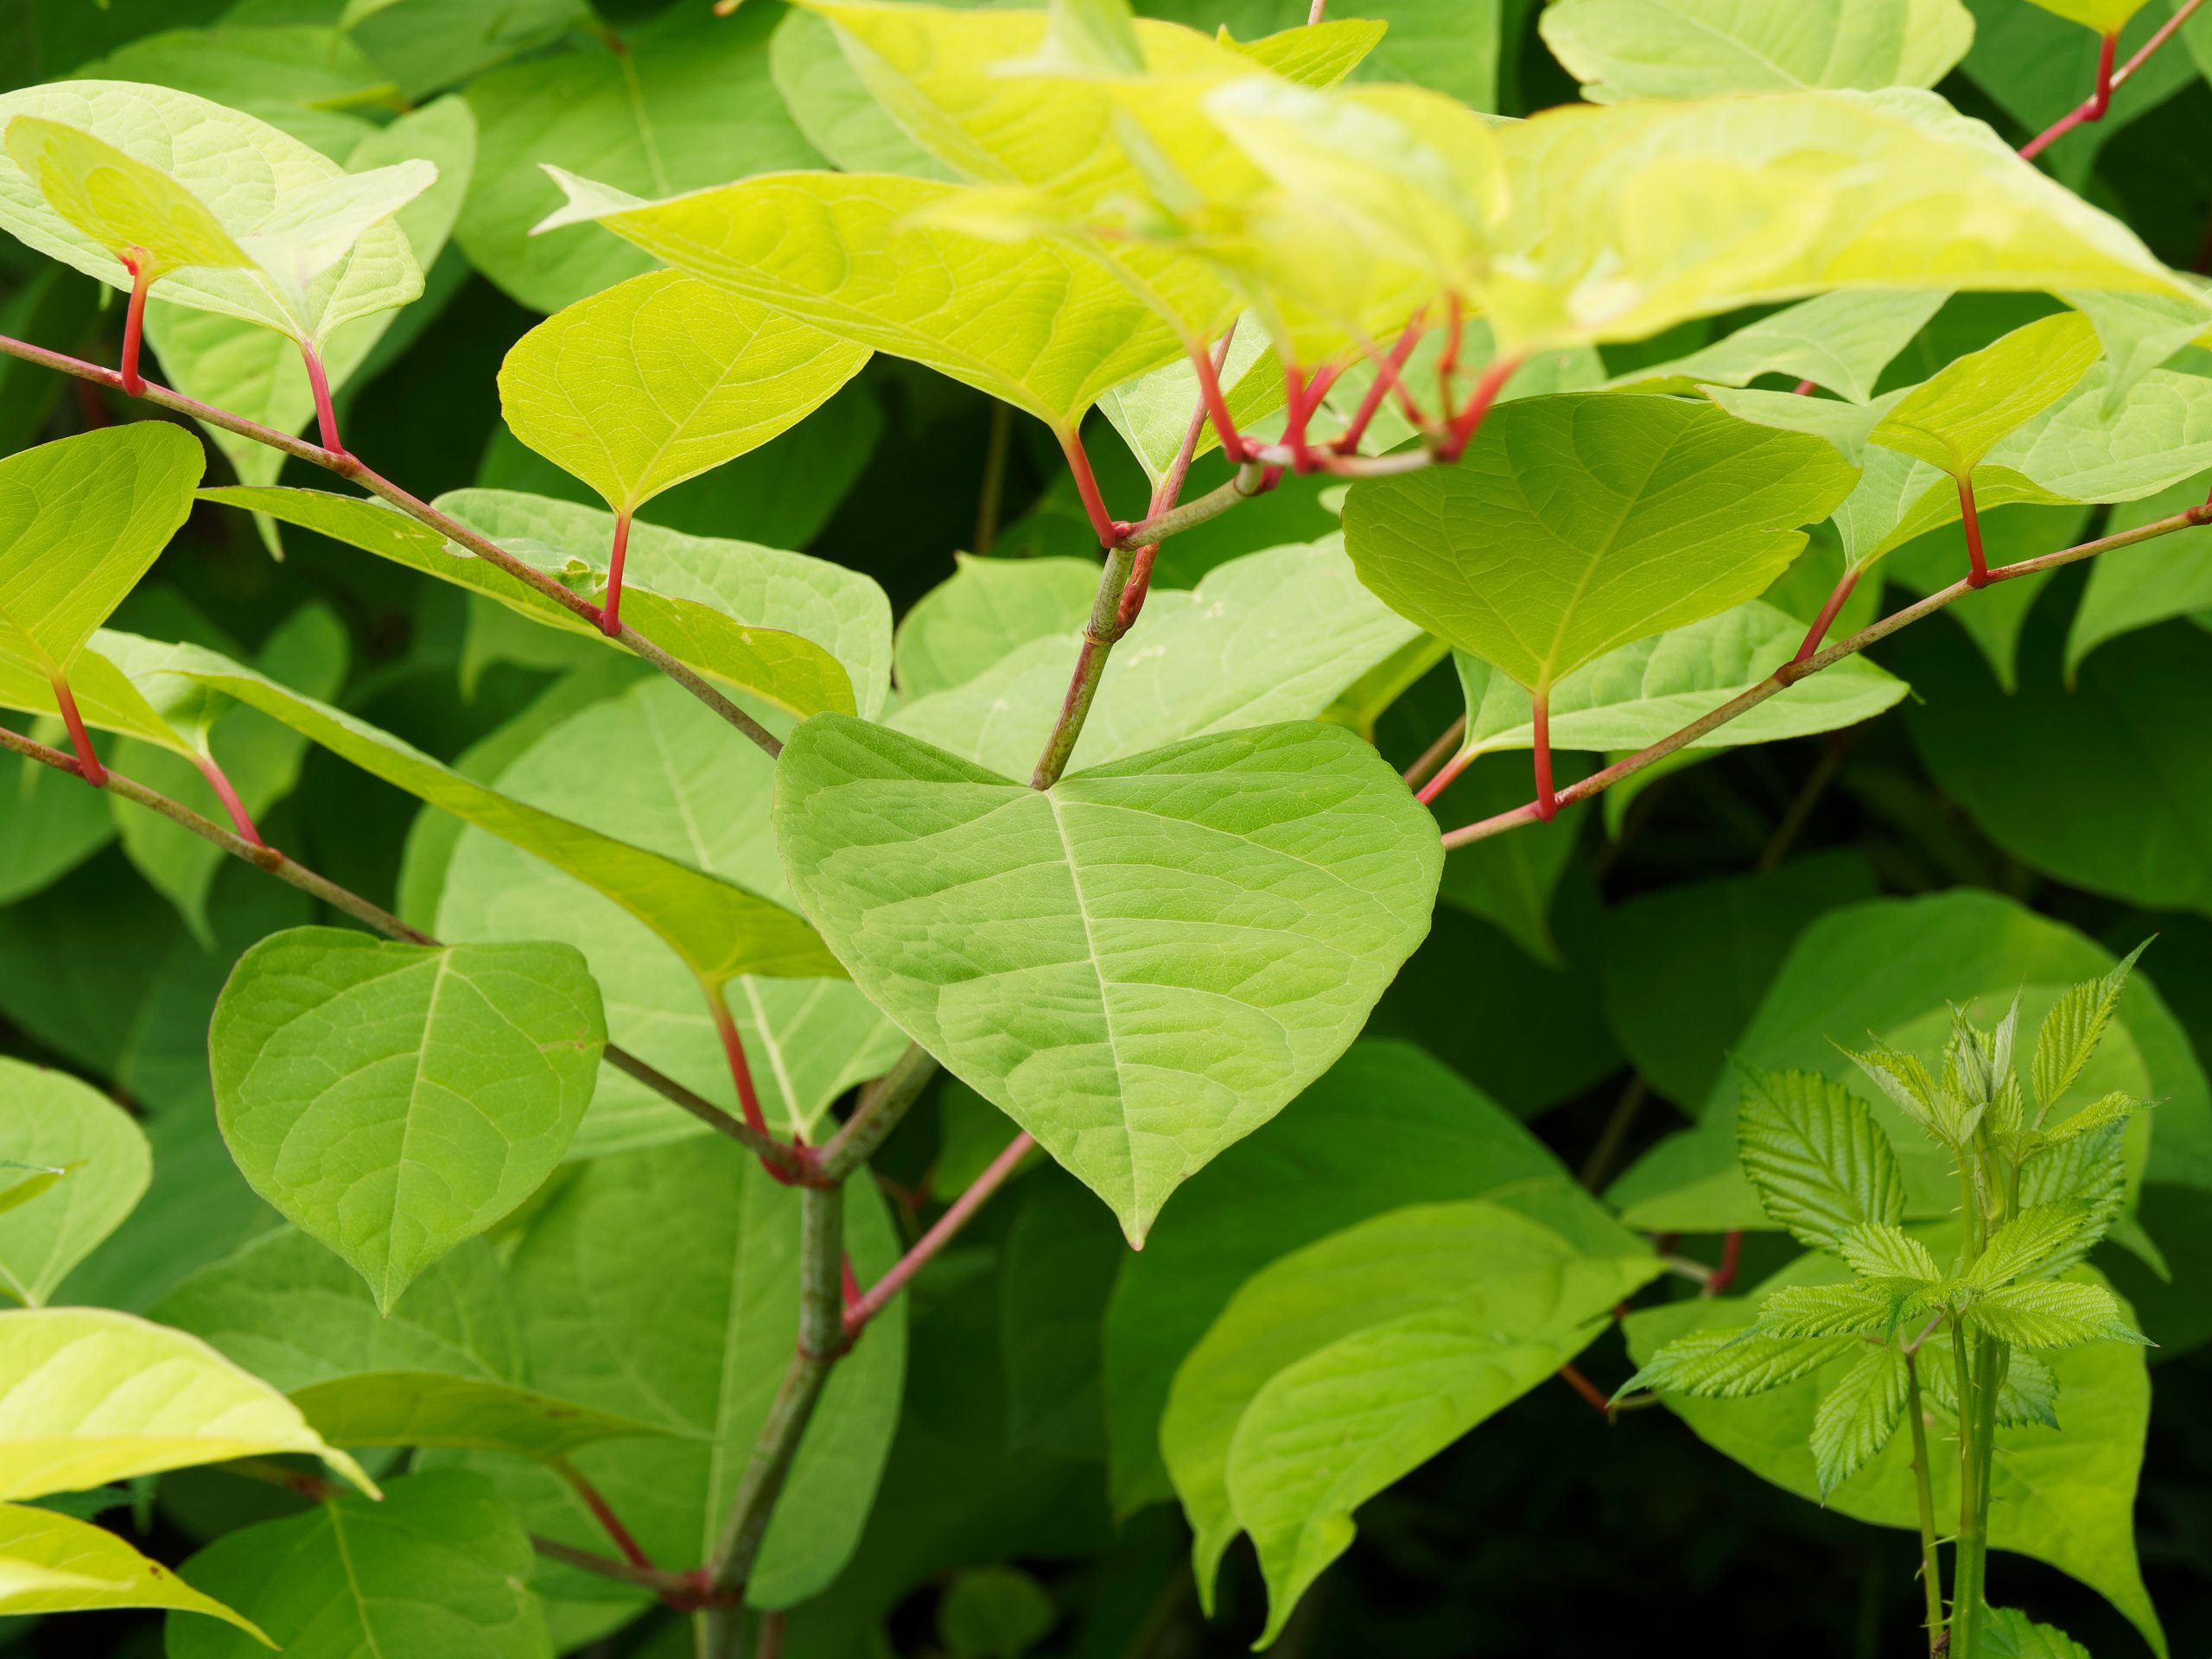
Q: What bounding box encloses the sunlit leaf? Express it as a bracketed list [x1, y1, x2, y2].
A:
[0, 1503, 264, 1637]
[1541, 0, 1975, 99]
[1867, 311, 2101, 475]
[0, 1307, 372, 1498]
[774, 716, 1442, 1243]
[498, 269, 870, 518]
[209, 927, 607, 1312]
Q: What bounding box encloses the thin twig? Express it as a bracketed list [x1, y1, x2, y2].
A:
[2020, 0, 2204, 160]
[0, 331, 782, 760]
[843, 1131, 1034, 1340]
[0, 721, 809, 1173]
[1440, 498, 2212, 849]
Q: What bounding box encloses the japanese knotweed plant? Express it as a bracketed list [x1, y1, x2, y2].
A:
[0, 0, 2203, 1655]
[1622, 949, 2155, 1657]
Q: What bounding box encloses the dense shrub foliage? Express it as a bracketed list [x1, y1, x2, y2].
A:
[0, 1, 2209, 1656]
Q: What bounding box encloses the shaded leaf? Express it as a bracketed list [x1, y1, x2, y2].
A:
[0, 1058, 149, 1307]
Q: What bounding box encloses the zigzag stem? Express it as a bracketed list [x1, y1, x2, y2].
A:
[1440, 497, 2212, 849]
[2019, 1, 2205, 162]
[0, 330, 782, 760]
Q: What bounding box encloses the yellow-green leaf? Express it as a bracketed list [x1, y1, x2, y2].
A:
[0, 1308, 373, 1497]
[0, 1502, 268, 1639]
[1867, 311, 2102, 476]
[2023, 0, 2148, 34]
[1540, 0, 1976, 101]
[0, 84, 430, 346]
[538, 167, 1198, 432]
[498, 269, 870, 518]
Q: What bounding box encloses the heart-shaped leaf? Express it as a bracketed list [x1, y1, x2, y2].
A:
[1344, 394, 1855, 697]
[498, 268, 870, 518]
[773, 715, 1443, 1242]
[210, 927, 607, 1311]
[1868, 310, 2101, 476]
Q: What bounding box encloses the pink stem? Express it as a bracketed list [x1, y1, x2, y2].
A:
[118, 250, 151, 398]
[1958, 473, 1990, 588]
[704, 983, 772, 1142]
[1188, 333, 1249, 462]
[296, 337, 343, 456]
[558, 1465, 654, 1571]
[1557, 1363, 1611, 1416]
[48, 674, 106, 789]
[188, 750, 266, 848]
[1058, 429, 1126, 548]
[843, 1131, 1034, 1339]
[1705, 1230, 1745, 1297]
[601, 511, 632, 638]
[1530, 691, 1557, 822]
[2017, 13, 2196, 162]
[1790, 378, 1820, 397]
[1402, 713, 1466, 792]
[1441, 352, 1524, 461]
[1338, 314, 1429, 453]
[1434, 294, 1464, 414]
[1416, 744, 1474, 807]
[1792, 569, 1861, 664]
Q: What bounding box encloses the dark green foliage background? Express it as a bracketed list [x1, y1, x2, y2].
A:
[2, 0, 2210, 1654]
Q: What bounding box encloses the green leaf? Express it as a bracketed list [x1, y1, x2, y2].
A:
[289, 1372, 670, 1464]
[1609, 891, 2209, 1235]
[1867, 311, 2102, 476]
[146, 94, 478, 514]
[1920, 1332, 2062, 1427]
[1809, 1344, 1909, 1497]
[893, 553, 1099, 700]
[0, 1502, 264, 1637]
[0, 1058, 148, 1306]
[0, 424, 202, 700]
[1736, 1070, 1908, 1250]
[1967, 1203, 2102, 1288]
[1343, 394, 1854, 698]
[1161, 1200, 1657, 1637]
[769, 6, 958, 181]
[0, 733, 113, 904]
[1618, 1327, 1863, 1400]
[0, 1307, 372, 1497]
[1984, 360, 2212, 506]
[153, 1227, 521, 1394]
[2037, 943, 2148, 1116]
[1985, 1607, 2094, 1659]
[74, 25, 396, 159]
[0, 84, 429, 346]
[341, 0, 590, 101]
[1625, 1260, 2163, 1652]
[1481, 88, 2190, 352]
[429, 675, 905, 1154]
[1904, 620, 2212, 919]
[427, 1140, 906, 1618]
[498, 268, 870, 518]
[1430, 750, 1588, 966]
[104, 632, 840, 985]
[1599, 852, 1878, 1110]
[209, 926, 607, 1312]
[1752, 1280, 1926, 1338]
[1541, 0, 1975, 100]
[890, 536, 1427, 779]
[774, 716, 1441, 1243]
[1834, 1221, 1941, 1281]
[2065, 472, 2212, 679]
[1103, 1039, 1641, 1515]
[541, 165, 1199, 433]
[1605, 289, 1948, 402]
[199, 485, 875, 721]
[1966, 1278, 2148, 1347]
[1448, 600, 1907, 763]
[938, 1565, 1058, 1659]
[167, 1470, 549, 1659]
[457, 3, 823, 313]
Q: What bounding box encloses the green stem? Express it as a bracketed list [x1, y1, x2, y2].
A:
[699, 1185, 846, 1654]
[1950, 1319, 1986, 1655]
[1904, 1352, 1946, 1656]
[814, 1042, 938, 1182]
